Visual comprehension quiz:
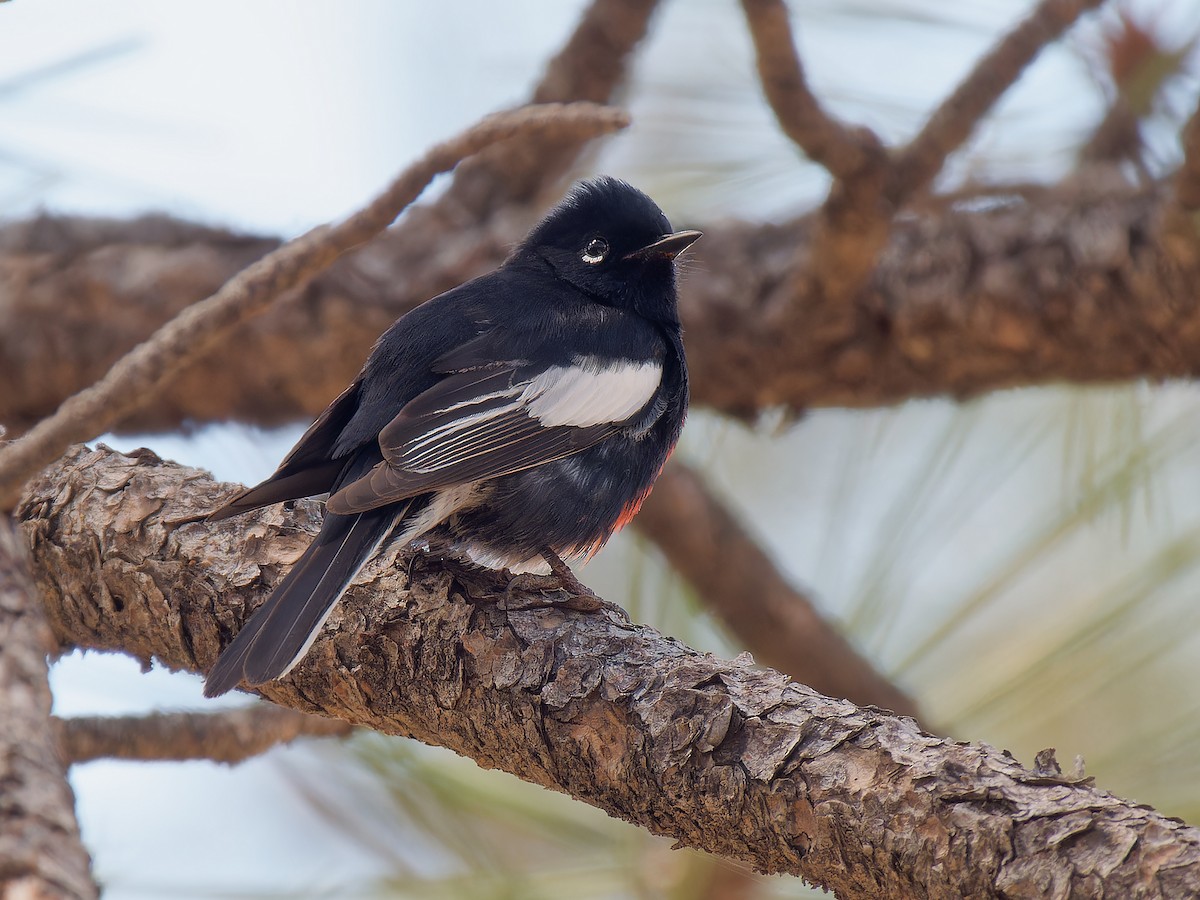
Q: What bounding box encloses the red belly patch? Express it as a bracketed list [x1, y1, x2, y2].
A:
[567, 445, 676, 562]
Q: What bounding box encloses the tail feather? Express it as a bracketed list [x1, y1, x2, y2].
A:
[206, 461, 344, 522]
[203, 503, 406, 697]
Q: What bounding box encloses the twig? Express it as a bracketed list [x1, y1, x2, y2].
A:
[0, 102, 629, 510]
[739, 0, 882, 182]
[17, 444, 1200, 897]
[635, 463, 922, 722]
[1159, 96, 1200, 256]
[0, 517, 97, 899]
[889, 0, 1105, 204]
[57, 706, 352, 766]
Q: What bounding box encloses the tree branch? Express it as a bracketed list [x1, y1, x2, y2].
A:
[738, 0, 880, 183]
[687, 182, 1200, 417]
[635, 463, 921, 722]
[737, 0, 1105, 321]
[0, 102, 629, 510]
[6, 183, 1198, 431]
[739, 0, 890, 310]
[889, 0, 1106, 203]
[56, 707, 352, 766]
[16, 444, 1200, 897]
[0, 517, 96, 899]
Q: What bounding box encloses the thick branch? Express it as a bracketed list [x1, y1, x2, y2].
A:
[889, 0, 1105, 203]
[6, 184, 1200, 431]
[0, 518, 96, 899]
[635, 463, 920, 721]
[57, 707, 352, 766]
[0, 103, 629, 510]
[16, 444, 1200, 897]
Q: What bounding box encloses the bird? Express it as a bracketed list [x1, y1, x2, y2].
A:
[202, 176, 700, 698]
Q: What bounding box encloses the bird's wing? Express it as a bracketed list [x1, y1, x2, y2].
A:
[325, 355, 664, 515]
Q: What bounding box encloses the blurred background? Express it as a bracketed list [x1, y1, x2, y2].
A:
[5, 0, 1200, 896]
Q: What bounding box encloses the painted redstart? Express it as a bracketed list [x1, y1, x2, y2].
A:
[203, 177, 700, 697]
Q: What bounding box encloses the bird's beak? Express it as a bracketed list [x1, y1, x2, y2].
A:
[625, 229, 702, 261]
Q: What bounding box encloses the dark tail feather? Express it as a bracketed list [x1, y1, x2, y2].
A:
[203, 503, 406, 697]
[207, 460, 344, 522]
[208, 380, 363, 522]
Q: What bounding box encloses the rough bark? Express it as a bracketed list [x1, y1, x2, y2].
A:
[0, 518, 96, 900]
[3, 182, 1197, 438]
[15, 444, 1200, 898]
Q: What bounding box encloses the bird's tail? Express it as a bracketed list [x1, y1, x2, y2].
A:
[203, 503, 407, 697]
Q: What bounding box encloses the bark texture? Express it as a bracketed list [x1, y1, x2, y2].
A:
[3, 183, 1198, 438]
[16, 444, 1200, 898]
[0, 519, 96, 900]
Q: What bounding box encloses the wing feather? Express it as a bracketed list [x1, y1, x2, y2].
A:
[325, 356, 663, 516]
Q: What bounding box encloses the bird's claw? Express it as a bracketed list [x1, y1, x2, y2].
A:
[502, 571, 630, 622]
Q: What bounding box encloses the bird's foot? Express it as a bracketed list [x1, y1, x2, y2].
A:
[502, 549, 630, 622]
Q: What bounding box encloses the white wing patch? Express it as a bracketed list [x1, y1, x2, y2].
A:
[523, 357, 662, 428]
[366, 355, 664, 490]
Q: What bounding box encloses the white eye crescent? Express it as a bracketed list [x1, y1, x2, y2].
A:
[582, 237, 608, 264]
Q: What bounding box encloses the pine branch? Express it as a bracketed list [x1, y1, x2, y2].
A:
[739, 0, 890, 309]
[15, 444, 1200, 898]
[5, 183, 1195, 432]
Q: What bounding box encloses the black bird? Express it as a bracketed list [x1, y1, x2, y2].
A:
[203, 177, 700, 697]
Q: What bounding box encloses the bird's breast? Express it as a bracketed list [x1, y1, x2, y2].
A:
[446, 421, 679, 567]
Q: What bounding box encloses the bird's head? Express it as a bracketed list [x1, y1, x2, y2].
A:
[514, 177, 701, 323]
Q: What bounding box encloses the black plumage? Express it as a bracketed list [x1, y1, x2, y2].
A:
[204, 177, 699, 697]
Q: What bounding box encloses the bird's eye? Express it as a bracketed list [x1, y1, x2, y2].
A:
[581, 237, 608, 265]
